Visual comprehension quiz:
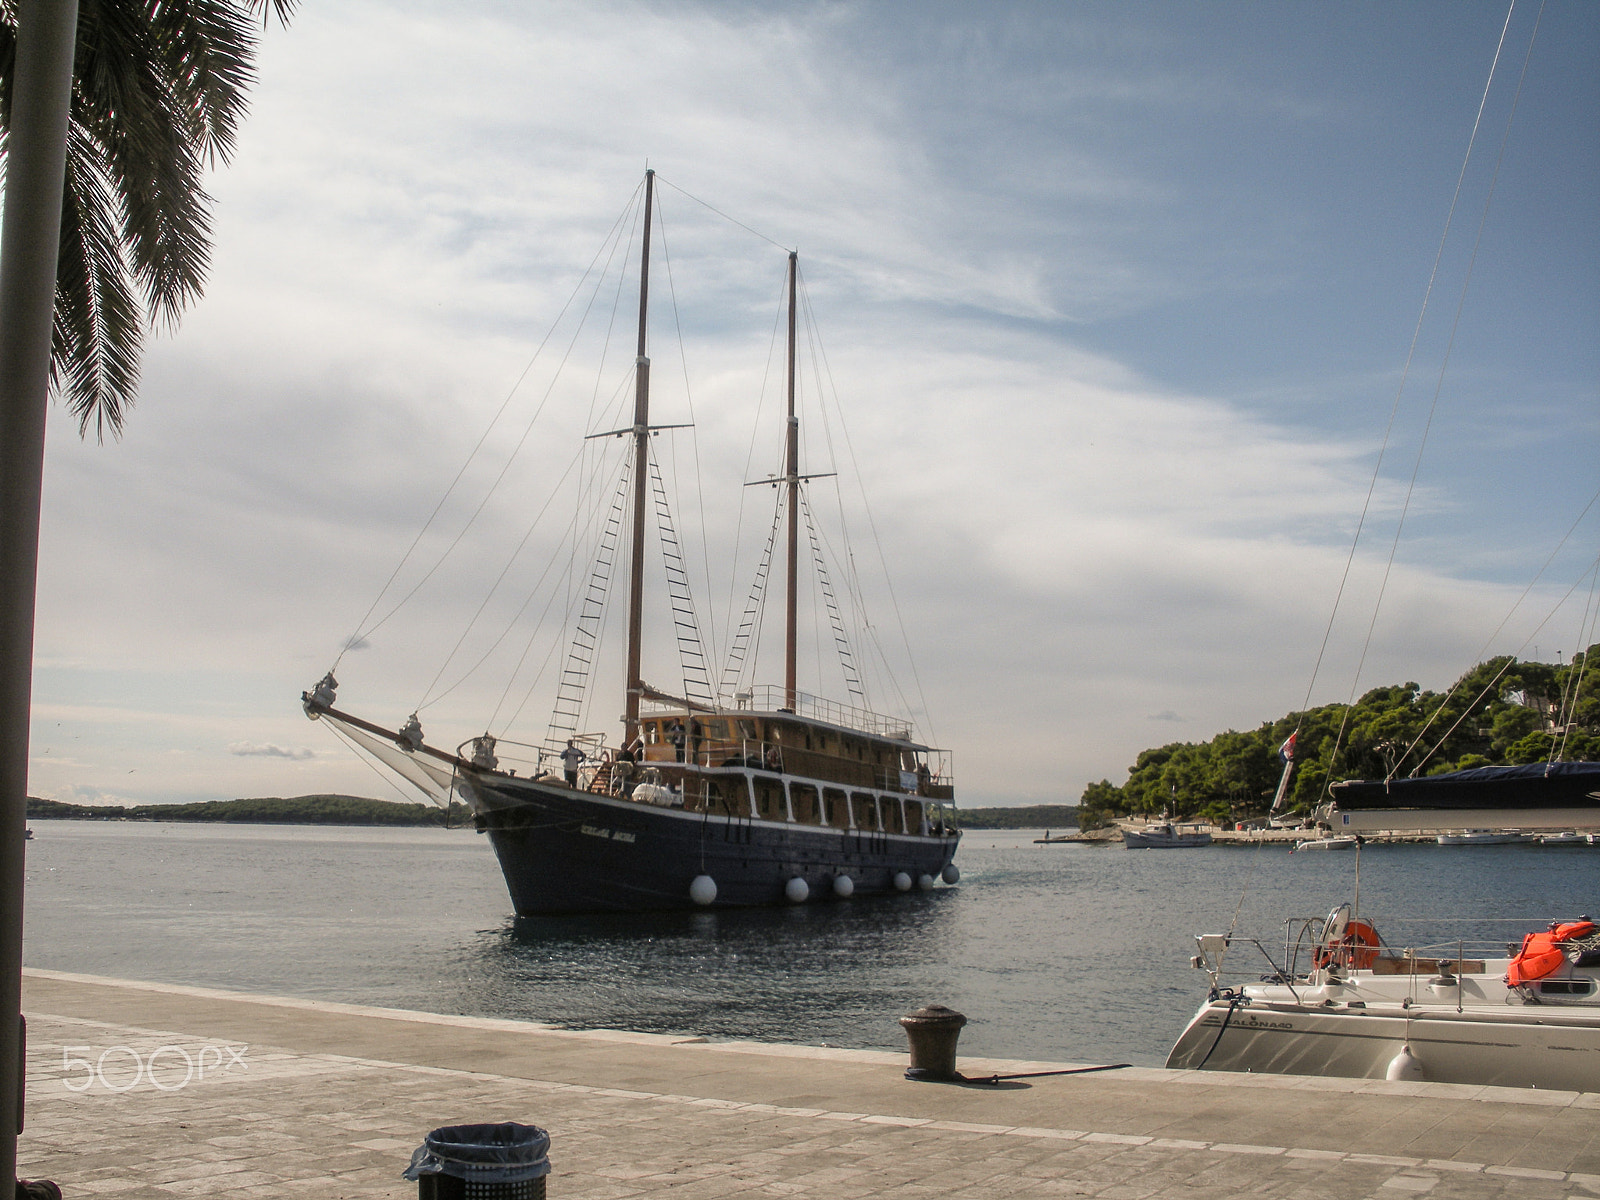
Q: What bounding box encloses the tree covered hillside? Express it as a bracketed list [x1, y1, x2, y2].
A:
[1080, 648, 1600, 828]
[27, 795, 468, 826]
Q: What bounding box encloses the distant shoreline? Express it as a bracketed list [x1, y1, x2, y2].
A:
[25, 794, 469, 827]
[956, 804, 1078, 829]
[27, 794, 1072, 831]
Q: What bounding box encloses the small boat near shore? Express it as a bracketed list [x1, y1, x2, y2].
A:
[1292, 835, 1357, 852]
[1166, 905, 1600, 1089]
[1123, 822, 1212, 849]
[1435, 829, 1528, 846]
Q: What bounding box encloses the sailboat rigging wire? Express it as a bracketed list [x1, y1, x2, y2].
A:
[436, 442, 620, 737]
[1392, 484, 1599, 774]
[795, 289, 862, 706]
[654, 200, 723, 676]
[540, 447, 636, 744]
[409, 212, 645, 713]
[719, 270, 791, 691]
[1404, 547, 1600, 776]
[648, 454, 716, 703]
[323, 718, 438, 807]
[1555, 575, 1600, 762]
[1217, 839, 1272, 976]
[655, 173, 792, 254]
[797, 292, 901, 717]
[1318, 0, 1525, 790]
[797, 271, 935, 743]
[332, 183, 645, 670]
[720, 494, 783, 698]
[583, 204, 644, 434]
[417, 443, 604, 714]
[801, 492, 867, 703]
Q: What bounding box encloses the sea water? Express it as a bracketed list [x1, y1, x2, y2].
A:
[21, 821, 1599, 1066]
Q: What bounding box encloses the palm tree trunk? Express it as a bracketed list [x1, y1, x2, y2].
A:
[0, 0, 79, 1184]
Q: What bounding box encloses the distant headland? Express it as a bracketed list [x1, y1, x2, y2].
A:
[26, 793, 1071, 830]
[26, 794, 470, 826]
[956, 804, 1078, 829]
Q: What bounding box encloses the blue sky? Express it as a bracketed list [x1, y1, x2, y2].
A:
[25, 0, 1600, 808]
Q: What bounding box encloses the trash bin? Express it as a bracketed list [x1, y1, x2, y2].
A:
[402, 1122, 552, 1199]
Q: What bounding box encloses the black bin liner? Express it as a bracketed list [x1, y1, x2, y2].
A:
[403, 1123, 551, 1199]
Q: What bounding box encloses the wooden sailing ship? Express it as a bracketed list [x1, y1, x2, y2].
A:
[304, 171, 960, 913]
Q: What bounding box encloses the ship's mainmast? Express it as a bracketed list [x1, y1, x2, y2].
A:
[623, 170, 655, 744]
[784, 251, 799, 710]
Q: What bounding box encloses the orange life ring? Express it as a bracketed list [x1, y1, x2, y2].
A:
[1315, 918, 1381, 970]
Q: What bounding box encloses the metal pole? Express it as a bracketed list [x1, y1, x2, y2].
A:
[623, 169, 654, 743]
[0, 0, 79, 1184]
[783, 252, 797, 711]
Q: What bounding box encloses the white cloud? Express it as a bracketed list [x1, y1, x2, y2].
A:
[27, 1, 1600, 809]
[229, 743, 317, 760]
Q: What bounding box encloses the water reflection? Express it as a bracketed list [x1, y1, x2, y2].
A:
[23, 823, 1598, 1068]
[486, 893, 962, 1047]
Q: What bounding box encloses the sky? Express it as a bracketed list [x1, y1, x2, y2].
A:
[24, 0, 1600, 810]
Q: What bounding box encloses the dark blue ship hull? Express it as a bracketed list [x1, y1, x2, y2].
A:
[465, 774, 960, 915]
[1330, 761, 1600, 809]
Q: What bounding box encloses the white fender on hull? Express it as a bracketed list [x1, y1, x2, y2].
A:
[689, 875, 717, 906]
[785, 876, 810, 903]
[833, 874, 854, 897]
[1385, 1044, 1426, 1081]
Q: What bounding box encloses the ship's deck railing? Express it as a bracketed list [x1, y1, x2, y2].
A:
[1198, 916, 1570, 988]
[466, 727, 952, 799]
[642, 686, 923, 743]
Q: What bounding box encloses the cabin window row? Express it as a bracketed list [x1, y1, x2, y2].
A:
[698, 776, 940, 834]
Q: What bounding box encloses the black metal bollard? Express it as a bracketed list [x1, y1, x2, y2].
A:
[899, 1004, 967, 1081]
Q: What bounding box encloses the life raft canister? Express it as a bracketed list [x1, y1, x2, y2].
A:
[1506, 919, 1597, 986]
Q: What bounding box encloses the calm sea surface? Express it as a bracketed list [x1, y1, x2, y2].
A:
[21, 821, 1600, 1066]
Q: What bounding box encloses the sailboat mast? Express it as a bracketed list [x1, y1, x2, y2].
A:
[624, 170, 655, 742]
[784, 250, 799, 711]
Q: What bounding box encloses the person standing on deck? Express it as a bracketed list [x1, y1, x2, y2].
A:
[614, 736, 643, 796]
[561, 740, 585, 786]
[668, 719, 686, 763]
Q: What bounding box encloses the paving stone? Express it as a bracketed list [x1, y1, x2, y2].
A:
[16, 970, 1600, 1200]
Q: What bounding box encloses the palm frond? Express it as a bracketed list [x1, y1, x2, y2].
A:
[76, 0, 214, 328]
[148, 0, 257, 164]
[54, 124, 143, 440]
[0, 0, 292, 439]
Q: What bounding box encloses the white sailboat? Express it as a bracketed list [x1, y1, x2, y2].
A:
[1167, 907, 1600, 1089]
[1166, 15, 1599, 1089]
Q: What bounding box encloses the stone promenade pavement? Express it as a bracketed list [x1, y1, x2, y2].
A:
[17, 970, 1600, 1199]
